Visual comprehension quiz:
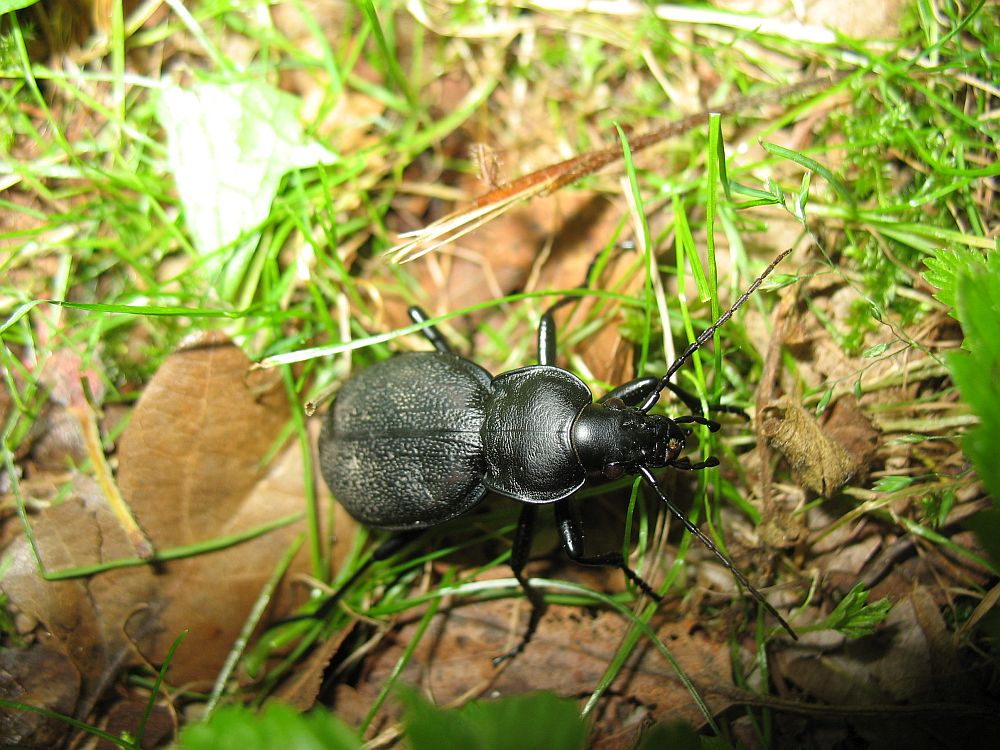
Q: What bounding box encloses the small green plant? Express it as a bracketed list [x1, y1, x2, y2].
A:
[949, 265, 1000, 495]
[814, 583, 893, 639]
[401, 689, 587, 750]
[178, 702, 361, 750]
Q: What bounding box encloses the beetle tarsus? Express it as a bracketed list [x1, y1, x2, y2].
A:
[497, 505, 547, 665]
[555, 499, 663, 601]
[669, 455, 721, 471]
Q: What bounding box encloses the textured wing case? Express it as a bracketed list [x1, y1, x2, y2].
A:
[320, 352, 492, 530]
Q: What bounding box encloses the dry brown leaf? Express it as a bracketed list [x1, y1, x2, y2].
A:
[0, 644, 80, 748]
[272, 615, 355, 711]
[114, 332, 302, 685]
[334, 599, 734, 745]
[823, 395, 880, 475]
[94, 699, 174, 750]
[0, 474, 159, 714]
[378, 189, 638, 392]
[378, 191, 617, 331]
[2, 332, 312, 705]
[529, 194, 640, 388]
[771, 588, 995, 748]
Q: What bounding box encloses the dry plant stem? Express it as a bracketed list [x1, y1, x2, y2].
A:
[472, 91, 781, 207]
[71, 402, 154, 559]
[956, 580, 1000, 641]
[389, 75, 843, 262]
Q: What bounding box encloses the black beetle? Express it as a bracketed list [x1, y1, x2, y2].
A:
[318, 248, 796, 662]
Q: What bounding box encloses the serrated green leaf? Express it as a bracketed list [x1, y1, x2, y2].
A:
[948, 258, 1000, 567]
[460, 692, 587, 750]
[950, 349, 1000, 503]
[403, 698, 482, 750]
[821, 584, 892, 638]
[922, 247, 987, 312]
[955, 268, 1000, 362]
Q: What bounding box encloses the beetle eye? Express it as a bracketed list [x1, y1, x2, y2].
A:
[604, 462, 624, 479]
[604, 397, 626, 410]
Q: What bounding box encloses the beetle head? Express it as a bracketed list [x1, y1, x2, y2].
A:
[640, 412, 688, 469]
[575, 400, 689, 479]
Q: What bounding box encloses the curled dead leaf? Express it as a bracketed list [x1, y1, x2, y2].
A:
[760, 395, 878, 496]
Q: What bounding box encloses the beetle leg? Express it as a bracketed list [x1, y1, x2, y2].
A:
[554, 499, 662, 601]
[537, 306, 562, 366]
[494, 505, 547, 665]
[675, 414, 722, 432]
[407, 306, 454, 354]
[537, 245, 624, 365]
[663, 381, 705, 415]
[599, 376, 658, 406]
[278, 531, 421, 625]
[601, 376, 745, 420]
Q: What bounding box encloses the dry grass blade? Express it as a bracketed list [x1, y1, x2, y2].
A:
[387, 75, 842, 263]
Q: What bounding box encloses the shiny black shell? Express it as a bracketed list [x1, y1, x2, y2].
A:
[319, 353, 594, 531]
[481, 366, 591, 503]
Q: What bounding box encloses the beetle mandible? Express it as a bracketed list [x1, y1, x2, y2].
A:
[318, 248, 796, 663]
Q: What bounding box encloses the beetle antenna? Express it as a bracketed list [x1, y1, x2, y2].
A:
[640, 248, 792, 413]
[637, 465, 798, 639]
